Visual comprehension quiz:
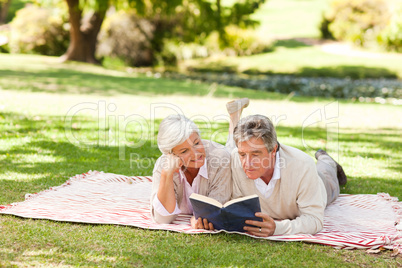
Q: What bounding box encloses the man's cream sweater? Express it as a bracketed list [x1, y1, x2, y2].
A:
[231, 144, 327, 235]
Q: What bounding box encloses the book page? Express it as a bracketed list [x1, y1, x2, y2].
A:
[223, 194, 259, 207]
[189, 193, 223, 208]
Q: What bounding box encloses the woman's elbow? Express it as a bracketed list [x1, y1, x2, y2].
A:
[152, 209, 178, 224]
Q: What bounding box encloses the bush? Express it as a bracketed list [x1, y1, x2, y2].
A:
[223, 26, 272, 56]
[0, 24, 10, 53]
[97, 11, 155, 67]
[378, 7, 402, 52]
[320, 0, 391, 47]
[98, 9, 271, 67]
[9, 5, 69, 56]
[148, 25, 272, 67]
[319, 14, 334, 40]
[160, 41, 208, 63]
[205, 26, 272, 57]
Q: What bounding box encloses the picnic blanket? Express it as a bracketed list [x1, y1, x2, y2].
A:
[1, 170, 401, 254]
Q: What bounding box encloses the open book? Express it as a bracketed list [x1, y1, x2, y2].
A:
[189, 193, 262, 232]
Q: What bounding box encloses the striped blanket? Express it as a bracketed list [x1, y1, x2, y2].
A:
[1, 170, 401, 254]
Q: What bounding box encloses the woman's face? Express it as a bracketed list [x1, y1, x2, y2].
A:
[172, 132, 205, 169]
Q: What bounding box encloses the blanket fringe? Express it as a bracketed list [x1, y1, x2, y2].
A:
[377, 193, 402, 253]
[377, 193, 402, 231]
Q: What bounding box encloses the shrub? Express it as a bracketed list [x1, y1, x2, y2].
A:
[205, 26, 272, 57]
[97, 11, 155, 67]
[0, 24, 10, 53]
[9, 5, 69, 56]
[161, 41, 208, 62]
[378, 6, 402, 52]
[223, 26, 272, 56]
[319, 14, 334, 40]
[320, 0, 391, 47]
[152, 25, 272, 67]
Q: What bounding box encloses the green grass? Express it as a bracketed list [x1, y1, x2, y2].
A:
[0, 53, 318, 101]
[0, 53, 401, 266]
[185, 39, 402, 79]
[251, 0, 330, 39]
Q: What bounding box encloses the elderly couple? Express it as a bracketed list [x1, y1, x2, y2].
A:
[150, 98, 347, 236]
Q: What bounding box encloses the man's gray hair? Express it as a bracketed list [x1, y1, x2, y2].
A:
[233, 114, 278, 152]
[157, 114, 200, 154]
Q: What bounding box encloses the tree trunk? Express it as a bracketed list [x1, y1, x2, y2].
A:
[0, 0, 12, 25]
[61, 0, 106, 64]
[216, 0, 227, 47]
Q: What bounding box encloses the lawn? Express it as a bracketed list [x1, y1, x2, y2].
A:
[251, 0, 329, 39]
[184, 39, 402, 79]
[0, 53, 401, 266]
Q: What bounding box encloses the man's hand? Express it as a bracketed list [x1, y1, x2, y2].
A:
[243, 212, 276, 237]
[190, 216, 214, 230]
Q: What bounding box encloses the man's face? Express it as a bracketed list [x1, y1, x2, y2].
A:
[237, 137, 276, 180]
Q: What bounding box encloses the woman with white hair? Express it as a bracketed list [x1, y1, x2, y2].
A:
[150, 114, 232, 229]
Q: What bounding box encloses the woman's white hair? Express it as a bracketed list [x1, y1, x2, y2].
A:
[157, 114, 200, 154]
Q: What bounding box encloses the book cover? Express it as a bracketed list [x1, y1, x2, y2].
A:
[189, 193, 262, 232]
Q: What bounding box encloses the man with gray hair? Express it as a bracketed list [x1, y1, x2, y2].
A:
[226, 98, 347, 237]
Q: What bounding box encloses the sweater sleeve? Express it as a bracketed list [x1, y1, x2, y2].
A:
[150, 156, 180, 224]
[273, 159, 327, 235]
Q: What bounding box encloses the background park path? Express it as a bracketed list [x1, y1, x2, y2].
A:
[292, 37, 402, 60]
[1, 88, 401, 130]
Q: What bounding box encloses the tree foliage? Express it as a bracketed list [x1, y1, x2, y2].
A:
[9, 5, 69, 55]
[118, 0, 265, 44]
[320, 0, 391, 47]
[35, 0, 265, 64]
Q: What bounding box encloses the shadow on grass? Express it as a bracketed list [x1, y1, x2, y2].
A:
[0, 69, 211, 96]
[0, 67, 306, 102]
[0, 112, 161, 203]
[272, 39, 311, 49]
[188, 61, 398, 80]
[277, 126, 401, 155]
[240, 65, 398, 79]
[1, 112, 400, 203]
[344, 176, 402, 196]
[187, 64, 238, 74]
[1, 65, 321, 102]
[298, 66, 398, 79]
[0, 139, 160, 203]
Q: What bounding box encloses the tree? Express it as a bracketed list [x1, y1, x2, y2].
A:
[60, 0, 265, 64]
[0, 0, 12, 24]
[60, 0, 107, 63]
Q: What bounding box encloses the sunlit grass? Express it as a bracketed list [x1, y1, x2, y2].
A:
[185, 43, 402, 79]
[252, 0, 330, 39]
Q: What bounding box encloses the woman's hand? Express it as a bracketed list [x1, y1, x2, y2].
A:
[190, 216, 214, 230]
[162, 153, 183, 174]
[243, 212, 276, 237]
